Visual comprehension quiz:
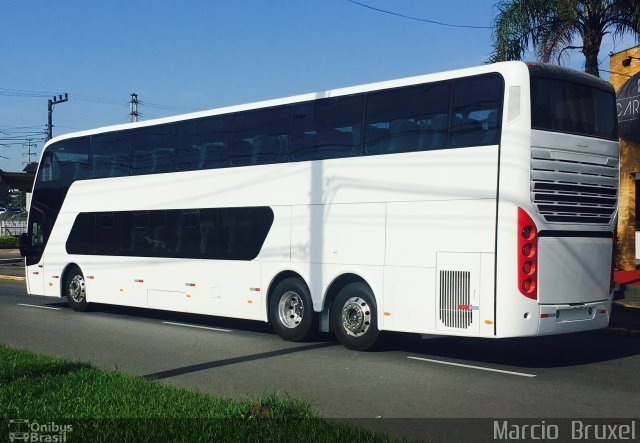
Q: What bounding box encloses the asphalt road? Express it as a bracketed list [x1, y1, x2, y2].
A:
[1, 279, 639, 439]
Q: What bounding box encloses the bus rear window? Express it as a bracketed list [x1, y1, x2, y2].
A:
[530, 77, 617, 140]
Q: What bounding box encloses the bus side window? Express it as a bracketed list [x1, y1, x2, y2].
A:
[166, 209, 201, 258]
[362, 123, 390, 155]
[450, 75, 502, 147]
[429, 114, 449, 148]
[151, 148, 176, 174]
[90, 132, 131, 178]
[178, 116, 229, 171]
[199, 209, 218, 259]
[117, 211, 166, 257]
[132, 150, 153, 175]
[364, 82, 450, 155]
[218, 207, 274, 260]
[230, 106, 290, 167]
[38, 153, 53, 183]
[388, 119, 420, 152]
[32, 222, 41, 246]
[290, 94, 364, 161]
[66, 213, 95, 255]
[131, 125, 178, 175]
[42, 137, 90, 184]
[95, 212, 117, 255]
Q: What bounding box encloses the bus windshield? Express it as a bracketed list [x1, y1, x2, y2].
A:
[530, 76, 617, 140]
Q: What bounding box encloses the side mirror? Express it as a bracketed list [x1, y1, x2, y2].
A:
[19, 233, 31, 257]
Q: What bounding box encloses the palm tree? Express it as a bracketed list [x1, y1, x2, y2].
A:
[489, 0, 640, 77]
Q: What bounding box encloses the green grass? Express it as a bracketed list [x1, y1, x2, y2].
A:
[0, 344, 402, 442]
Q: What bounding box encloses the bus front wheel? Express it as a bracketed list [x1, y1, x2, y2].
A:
[65, 266, 89, 312]
[331, 282, 379, 351]
[269, 277, 315, 341]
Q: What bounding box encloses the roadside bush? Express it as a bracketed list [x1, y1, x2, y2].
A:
[0, 236, 18, 249]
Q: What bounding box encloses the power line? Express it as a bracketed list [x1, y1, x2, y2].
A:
[0, 132, 46, 137]
[0, 124, 46, 130]
[600, 68, 631, 78]
[0, 135, 46, 141]
[0, 88, 126, 106]
[0, 87, 54, 97]
[138, 100, 185, 112]
[0, 86, 182, 110]
[344, 0, 491, 29]
[598, 55, 633, 79]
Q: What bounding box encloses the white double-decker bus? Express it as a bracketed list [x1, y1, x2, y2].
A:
[20, 61, 618, 350]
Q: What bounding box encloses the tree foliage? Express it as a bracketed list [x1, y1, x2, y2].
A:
[489, 0, 640, 76]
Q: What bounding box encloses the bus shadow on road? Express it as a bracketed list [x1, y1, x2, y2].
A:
[77, 302, 277, 336]
[51, 299, 342, 344]
[46, 300, 637, 369]
[379, 331, 640, 369]
[142, 341, 337, 381]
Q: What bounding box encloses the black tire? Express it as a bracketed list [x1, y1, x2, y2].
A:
[65, 266, 89, 312]
[331, 282, 379, 351]
[269, 277, 315, 341]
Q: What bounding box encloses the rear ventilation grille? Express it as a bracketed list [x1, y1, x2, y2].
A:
[531, 147, 618, 225]
[439, 270, 472, 329]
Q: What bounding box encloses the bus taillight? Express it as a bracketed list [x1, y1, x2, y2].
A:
[518, 208, 538, 299]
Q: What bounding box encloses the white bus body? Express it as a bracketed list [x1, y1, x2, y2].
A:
[21, 61, 618, 350]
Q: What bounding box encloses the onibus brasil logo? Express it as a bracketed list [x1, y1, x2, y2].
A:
[8, 419, 73, 442]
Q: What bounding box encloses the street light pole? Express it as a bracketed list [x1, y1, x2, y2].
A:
[47, 93, 69, 141]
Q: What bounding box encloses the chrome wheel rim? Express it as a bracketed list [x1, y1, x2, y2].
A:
[69, 274, 86, 304]
[341, 297, 372, 337]
[278, 291, 304, 328]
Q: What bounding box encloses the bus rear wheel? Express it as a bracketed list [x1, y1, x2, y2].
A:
[331, 282, 379, 351]
[65, 266, 89, 312]
[269, 277, 315, 341]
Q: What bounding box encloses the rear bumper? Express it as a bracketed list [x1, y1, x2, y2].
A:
[537, 299, 611, 335]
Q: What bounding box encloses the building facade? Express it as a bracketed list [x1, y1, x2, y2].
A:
[610, 46, 640, 270]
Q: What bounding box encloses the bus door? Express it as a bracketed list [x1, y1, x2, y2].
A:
[22, 207, 46, 296]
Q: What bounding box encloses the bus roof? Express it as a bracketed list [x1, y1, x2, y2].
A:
[44, 60, 536, 149]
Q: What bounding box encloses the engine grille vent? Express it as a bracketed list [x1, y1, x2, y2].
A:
[531, 147, 618, 225]
[439, 270, 472, 329]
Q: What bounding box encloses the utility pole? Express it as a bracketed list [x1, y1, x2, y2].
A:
[129, 93, 139, 122]
[23, 139, 37, 164]
[47, 93, 69, 140]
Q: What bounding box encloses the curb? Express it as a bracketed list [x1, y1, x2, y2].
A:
[0, 274, 25, 281]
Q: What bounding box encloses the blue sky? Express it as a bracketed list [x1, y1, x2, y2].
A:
[0, 0, 634, 172]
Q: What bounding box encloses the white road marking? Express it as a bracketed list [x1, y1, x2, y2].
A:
[17, 303, 62, 311]
[162, 321, 232, 332]
[407, 356, 537, 378]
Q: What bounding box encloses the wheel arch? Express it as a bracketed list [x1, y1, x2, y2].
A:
[320, 273, 375, 333]
[265, 270, 309, 323]
[60, 262, 82, 298]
